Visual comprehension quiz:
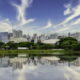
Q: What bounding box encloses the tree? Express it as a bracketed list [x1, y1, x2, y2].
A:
[72, 43, 80, 51]
[58, 37, 78, 49]
[7, 41, 18, 49]
[0, 42, 4, 49]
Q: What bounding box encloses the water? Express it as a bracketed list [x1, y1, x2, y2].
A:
[0, 56, 80, 80]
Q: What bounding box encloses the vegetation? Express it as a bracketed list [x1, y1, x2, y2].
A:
[0, 37, 80, 51]
[0, 41, 55, 50]
[56, 37, 80, 50]
[0, 37, 80, 57]
[0, 49, 64, 57]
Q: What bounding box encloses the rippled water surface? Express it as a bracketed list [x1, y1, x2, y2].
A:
[0, 56, 80, 80]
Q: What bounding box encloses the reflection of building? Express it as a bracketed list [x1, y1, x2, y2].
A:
[0, 32, 9, 43]
[10, 57, 27, 70]
[74, 58, 80, 66]
[0, 57, 9, 67]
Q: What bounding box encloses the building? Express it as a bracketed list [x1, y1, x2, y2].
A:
[10, 37, 28, 43]
[32, 33, 38, 43]
[17, 47, 28, 50]
[41, 39, 60, 44]
[69, 32, 80, 41]
[13, 30, 23, 38]
[0, 57, 9, 67]
[10, 30, 28, 43]
[0, 32, 9, 43]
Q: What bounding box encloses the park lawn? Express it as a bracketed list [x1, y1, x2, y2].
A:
[0, 49, 64, 56]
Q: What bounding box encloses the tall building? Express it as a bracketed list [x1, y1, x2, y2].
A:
[70, 32, 80, 41]
[18, 30, 23, 37]
[32, 33, 38, 43]
[10, 30, 28, 43]
[13, 30, 22, 38]
[0, 32, 9, 43]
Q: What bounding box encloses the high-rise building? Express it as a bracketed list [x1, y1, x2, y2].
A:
[13, 30, 23, 38]
[32, 33, 38, 43]
[18, 30, 23, 37]
[0, 32, 9, 43]
[10, 30, 28, 43]
[70, 32, 80, 41]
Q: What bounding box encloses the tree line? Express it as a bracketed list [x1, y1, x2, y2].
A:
[0, 37, 80, 50]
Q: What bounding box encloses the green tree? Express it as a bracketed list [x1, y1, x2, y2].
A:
[7, 41, 18, 49]
[0, 42, 4, 49]
[58, 37, 78, 49]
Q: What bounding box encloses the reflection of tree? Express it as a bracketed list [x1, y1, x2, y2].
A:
[0, 56, 80, 70]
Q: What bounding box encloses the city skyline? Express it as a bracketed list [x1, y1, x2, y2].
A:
[0, 0, 80, 35]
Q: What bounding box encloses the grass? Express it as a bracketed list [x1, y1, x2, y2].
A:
[0, 49, 79, 61]
[0, 49, 80, 57]
[0, 49, 64, 57]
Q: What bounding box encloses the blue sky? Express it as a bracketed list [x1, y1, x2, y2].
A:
[0, 0, 80, 35]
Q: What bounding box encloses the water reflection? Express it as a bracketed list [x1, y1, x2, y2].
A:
[0, 56, 80, 80]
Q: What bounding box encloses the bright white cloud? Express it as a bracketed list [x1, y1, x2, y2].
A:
[73, 18, 80, 25]
[0, 19, 12, 32]
[43, 20, 53, 29]
[53, 1, 80, 33]
[62, 4, 80, 25]
[12, 0, 35, 26]
[64, 4, 72, 15]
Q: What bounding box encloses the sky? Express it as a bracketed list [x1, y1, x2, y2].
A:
[0, 0, 80, 35]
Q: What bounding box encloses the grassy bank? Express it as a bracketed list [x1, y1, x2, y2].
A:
[0, 49, 64, 56]
[0, 49, 80, 57]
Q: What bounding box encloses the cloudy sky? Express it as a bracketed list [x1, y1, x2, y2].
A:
[0, 0, 80, 35]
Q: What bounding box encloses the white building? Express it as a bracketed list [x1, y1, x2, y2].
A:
[41, 39, 59, 44]
[10, 37, 28, 43]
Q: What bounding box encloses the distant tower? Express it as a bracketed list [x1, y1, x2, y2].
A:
[68, 32, 71, 37]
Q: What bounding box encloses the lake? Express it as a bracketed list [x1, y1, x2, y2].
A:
[0, 55, 80, 80]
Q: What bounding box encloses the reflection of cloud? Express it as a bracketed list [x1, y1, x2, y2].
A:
[16, 65, 37, 80]
[0, 64, 80, 80]
[0, 67, 13, 80]
[64, 66, 80, 80]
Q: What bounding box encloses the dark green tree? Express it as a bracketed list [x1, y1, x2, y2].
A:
[57, 37, 78, 49]
[0, 41, 4, 49]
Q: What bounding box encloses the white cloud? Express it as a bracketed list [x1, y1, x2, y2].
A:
[64, 4, 72, 15]
[43, 20, 53, 29]
[12, 0, 35, 26]
[53, 1, 80, 33]
[0, 19, 12, 32]
[62, 4, 80, 25]
[73, 18, 80, 25]
[54, 27, 69, 33]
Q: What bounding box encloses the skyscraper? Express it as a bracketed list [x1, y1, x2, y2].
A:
[13, 30, 23, 38]
[0, 32, 9, 43]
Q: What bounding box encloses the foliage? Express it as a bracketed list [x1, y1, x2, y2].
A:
[6, 41, 18, 49]
[0, 42, 5, 49]
[0, 37, 80, 51]
[57, 37, 78, 50]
